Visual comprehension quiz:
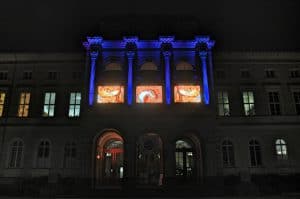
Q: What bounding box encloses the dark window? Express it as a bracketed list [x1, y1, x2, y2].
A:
[268, 92, 281, 115]
[0, 71, 8, 80]
[72, 71, 81, 80]
[23, 71, 32, 80]
[249, 139, 262, 167]
[293, 92, 300, 115]
[37, 140, 51, 168]
[265, 70, 275, 78]
[48, 71, 57, 80]
[9, 140, 23, 168]
[64, 142, 77, 168]
[222, 140, 235, 167]
[290, 70, 300, 78]
[241, 70, 250, 78]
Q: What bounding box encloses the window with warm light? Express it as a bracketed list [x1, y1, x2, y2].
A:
[97, 86, 124, 103]
[18, 92, 30, 117]
[174, 85, 201, 103]
[0, 92, 5, 117]
[136, 86, 163, 103]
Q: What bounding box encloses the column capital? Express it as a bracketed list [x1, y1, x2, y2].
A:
[199, 51, 208, 59]
[159, 36, 175, 43]
[83, 36, 103, 51]
[123, 36, 139, 43]
[195, 35, 215, 50]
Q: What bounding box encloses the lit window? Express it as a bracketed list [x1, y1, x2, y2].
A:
[97, 86, 124, 103]
[275, 139, 288, 160]
[242, 91, 255, 116]
[64, 142, 77, 168]
[217, 91, 230, 116]
[249, 139, 262, 167]
[9, 140, 23, 168]
[18, 92, 30, 117]
[23, 71, 32, 80]
[0, 71, 8, 80]
[136, 86, 163, 103]
[265, 69, 275, 78]
[174, 85, 201, 103]
[175, 140, 194, 177]
[293, 92, 300, 115]
[37, 140, 51, 168]
[68, 92, 81, 117]
[0, 92, 5, 117]
[268, 92, 281, 115]
[43, 92, 56, 117]
[222, 140, 235, 167]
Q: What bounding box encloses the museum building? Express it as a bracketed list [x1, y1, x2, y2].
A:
[0, 35, 300, 195]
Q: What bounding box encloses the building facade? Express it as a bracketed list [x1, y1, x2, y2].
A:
[0, 36, 300, 196]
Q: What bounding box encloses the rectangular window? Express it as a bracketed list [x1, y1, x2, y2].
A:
[290, 70, 300, 78]
[217, 91, 230, 116]
[174, 85, 201, 103]
[265, 69, 275, 78]
[97, 86, 124, 103]
[268, 92, 281, 115]
[242, 91, 255, 116]
[18, 92, 30, 117]
[136, 86, 163, 103]
[43, 92, 56, 117]
[48, 71, 57, 80]
[241, 70, 250, 78]
[23, 71, 32, 80]
[0, 92, 5, 117]
[68, 92, 81, 117]
[0, 71, 8, 80]
[293, 92, 300, 115]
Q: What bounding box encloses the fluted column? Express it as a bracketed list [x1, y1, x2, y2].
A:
[163, 51, 172, 105]
[126, 51, 135, 105]
[88, 51, 99, 105]
[199, 51, 210, 105]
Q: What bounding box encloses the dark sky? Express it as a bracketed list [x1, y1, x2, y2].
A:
[1, 0, 299, 52]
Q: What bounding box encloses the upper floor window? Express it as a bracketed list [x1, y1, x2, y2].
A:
[290, 69, 300, 78]
[43, 92, 56, 117]
[36, 140, 51, 168]
[275, 139, 288, 160]
[216, 70, 225, 79]
[72, 71, 81, 80]
[241, 70, 250, 78]
[242, 91, 255, 116]
[9, 140, 23, 168]
[68, 92, 81, 117]
[293, 92, 300, 115]
[0, 71, 8, 80]
[222, 140, 235, 167]
[217, 91, 230, 116]
[64, 142, 77, 168]
[18, 92, 30, 117]
[249, 139, 262, 167]
[268, 92, 281, 115]
[47, 71, 57, 80]
[23, 71, 32, 80]
[265, 69, 276, 78]
[0, 92, 5, 117]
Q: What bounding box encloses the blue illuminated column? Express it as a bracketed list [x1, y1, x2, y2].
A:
[88, 51, 99, 105]
[199, 51, 210, 105]
[127, 51, 135, 105]
[163, 51, 172, 105]
[207, 41, 215, 94]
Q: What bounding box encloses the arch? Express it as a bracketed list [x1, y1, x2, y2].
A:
[176, 61, 194, 71]
[140, 62, 158, 71]
[136, 133, 163, 186]
[94, 130, 124, 186]
[104, 62, 122, 71]
[8, 138, 24, 168]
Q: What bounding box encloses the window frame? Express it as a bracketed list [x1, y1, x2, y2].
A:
[68, 92, 81, 118]
[42, 92, 56, 117]
[217, 91, 230, 116]
[8, 139, 24, 168]
[36, 140, 51, 168]
[17, 92, 31, 117]
[0, 91, 6, 117]
[275, 138, 288, 160]
[249, 139, 262, 167]
[221, 139, 235, 167]
[242, 91, 255, 116]
[268, 91, 281, 115]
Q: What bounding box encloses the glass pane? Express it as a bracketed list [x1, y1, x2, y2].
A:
[0, 93, 5, 104]
[218, 105, 224, 116]
[49, 105, 55, 116]
[68, 105, 74, 117]
[44, 93, 50, 104]
[75, 93, 81, 104]
[43, 105, 49, 116]
[75, 106, 80, 116]
[70, 93, 75, 104]
[25, 93, 30, 104]
[243, 92, 249, 103]
[224, 104, 230, 116]
[249, 92, 254, 103]
[50, 93, 56, 104]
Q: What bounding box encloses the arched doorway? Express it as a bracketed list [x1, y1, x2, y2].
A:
[136, 133, 163, 186]
[95, 131, 124, 186]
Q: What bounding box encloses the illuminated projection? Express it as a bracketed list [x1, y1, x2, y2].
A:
[174, 85, 201, 103]
[97, 86, 124, 103]
[136, 86, 163, 103]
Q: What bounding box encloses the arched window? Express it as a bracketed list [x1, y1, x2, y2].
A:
[222, 140, 235, 167]
[249, 139, 262, 167]
[64, 142, 77, 168]
[175, 140, 195, 178]
[36, 140, 51, 168]
[140, 62, 158, 71]
[9, 140, 23, 168]
[275, 139, 288, 160]
[176, 61, 193, 71]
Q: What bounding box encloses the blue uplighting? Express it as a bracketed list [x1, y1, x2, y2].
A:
[163, 52, 171, 105]
[127, 52, 135, 105]
[199, 51, 209, 105]
[89, 51, 98, 106]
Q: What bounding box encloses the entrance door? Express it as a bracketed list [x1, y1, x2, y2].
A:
[95, 132, 124, 186]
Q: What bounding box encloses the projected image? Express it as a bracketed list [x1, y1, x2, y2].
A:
[97, 86, 124, 103]
[174, 85, 201, 103]
[136, 86, 163, 103]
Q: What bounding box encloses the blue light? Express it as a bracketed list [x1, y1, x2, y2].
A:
[163, 52, 171, 105]
[127, 52, 135, 105]
[199, 51, 209, 105]
[89, 51, 98, 106]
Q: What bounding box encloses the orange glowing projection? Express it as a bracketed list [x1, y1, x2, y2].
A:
[174, 85, 201, 103]
[136, 86, 163, 103]
[97, 86, 124, 103]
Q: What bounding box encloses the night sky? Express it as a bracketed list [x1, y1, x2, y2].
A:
[1, 0, 299, 52]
